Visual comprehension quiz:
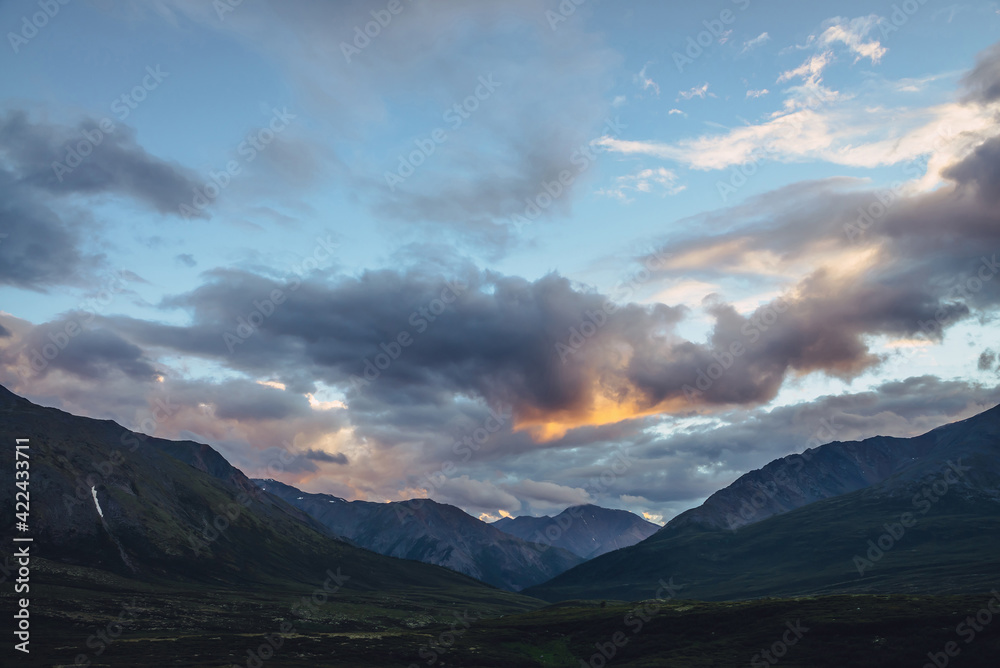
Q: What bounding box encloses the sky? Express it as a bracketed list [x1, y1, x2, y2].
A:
[2, 0, 1000, 524]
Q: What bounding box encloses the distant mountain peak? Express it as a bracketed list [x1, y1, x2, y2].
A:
[492, 503, 658, 559]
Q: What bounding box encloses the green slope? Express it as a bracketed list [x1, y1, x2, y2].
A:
[525, 484, 1000, 602]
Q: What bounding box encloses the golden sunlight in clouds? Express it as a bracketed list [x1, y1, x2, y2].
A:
[513, 391, 691, 442]
[256, 380, 287, 390]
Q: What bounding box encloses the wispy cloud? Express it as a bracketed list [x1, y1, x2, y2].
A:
[741, 32, 771, 53]
[597, 167, 685, 202]
[678, 82, 714, 100]
[635, 62, 660, 96]
[818, 15, 887, 64]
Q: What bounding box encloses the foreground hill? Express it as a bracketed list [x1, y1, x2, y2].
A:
[255, 478, 584, 591]
[527, 403, 1000, 602]
[23, 588, 1000, 667]
[492, 504, 659, 558]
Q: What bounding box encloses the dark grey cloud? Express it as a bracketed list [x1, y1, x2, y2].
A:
[304, 449, 348, 465]
[0, 109, 207, 290]
[17, 324, 159, 382]
[81, 135, 1000, 442]
[943, 135, 1000, 205]
[0, 170, 104, 291]
[0, 110, 203, 216]
[961, 41, 1000, 104]
[175, 254, 197, 268]
[980, 349, 998, 372]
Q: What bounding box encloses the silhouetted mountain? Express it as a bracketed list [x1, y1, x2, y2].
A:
[254, 478, 584, 591]
[492, 504, 659, 558]
[527, 403, 1000, 602]
[0, 384, 536, 599]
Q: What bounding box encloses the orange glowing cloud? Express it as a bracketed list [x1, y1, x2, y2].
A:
[512, 389, 691, 442]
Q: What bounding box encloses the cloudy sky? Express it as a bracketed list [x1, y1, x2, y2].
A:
[2, 0, 1000, 524]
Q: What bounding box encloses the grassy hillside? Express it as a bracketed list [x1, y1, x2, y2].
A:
[526, 487, 1000, 602]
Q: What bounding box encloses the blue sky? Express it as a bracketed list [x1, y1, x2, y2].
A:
[2, 0, 1000, 523]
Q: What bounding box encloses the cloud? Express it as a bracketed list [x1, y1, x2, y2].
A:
[818, 15, 886, 64]
[436, 476, 521, 514]
[504, 479, 590, 506]
[962, 41, 1000, 104]
[0, 174, 104, 291]
[597, 167, 685, 202]
[746, 89, 770, 99]
[595, 67, 999, 176]
[0, 110, 209, 291]
[777, 51, 833, 85]
[0, 111, 202, 217]
[8, 128, 998, 458]
[175, 254, 198, 268]
[678, 82, 713, 100]
[635, 62, 660, 96]
[146, 0, 620, 251]
[304, 448, 349, 464]
[741, 32, 770, 53]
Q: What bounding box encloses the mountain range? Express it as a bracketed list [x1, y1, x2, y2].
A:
[526, 403, 1000, 602]
[492, 503, 659, 558]
[0, 384, 531, 603]
[2, 384, 999, 665]
[256, 478, 594, 591]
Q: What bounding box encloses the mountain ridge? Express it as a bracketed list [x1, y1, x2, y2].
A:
[254, 477, 586, 591]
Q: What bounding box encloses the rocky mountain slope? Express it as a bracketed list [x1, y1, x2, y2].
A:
[256, 478, 584, 591]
